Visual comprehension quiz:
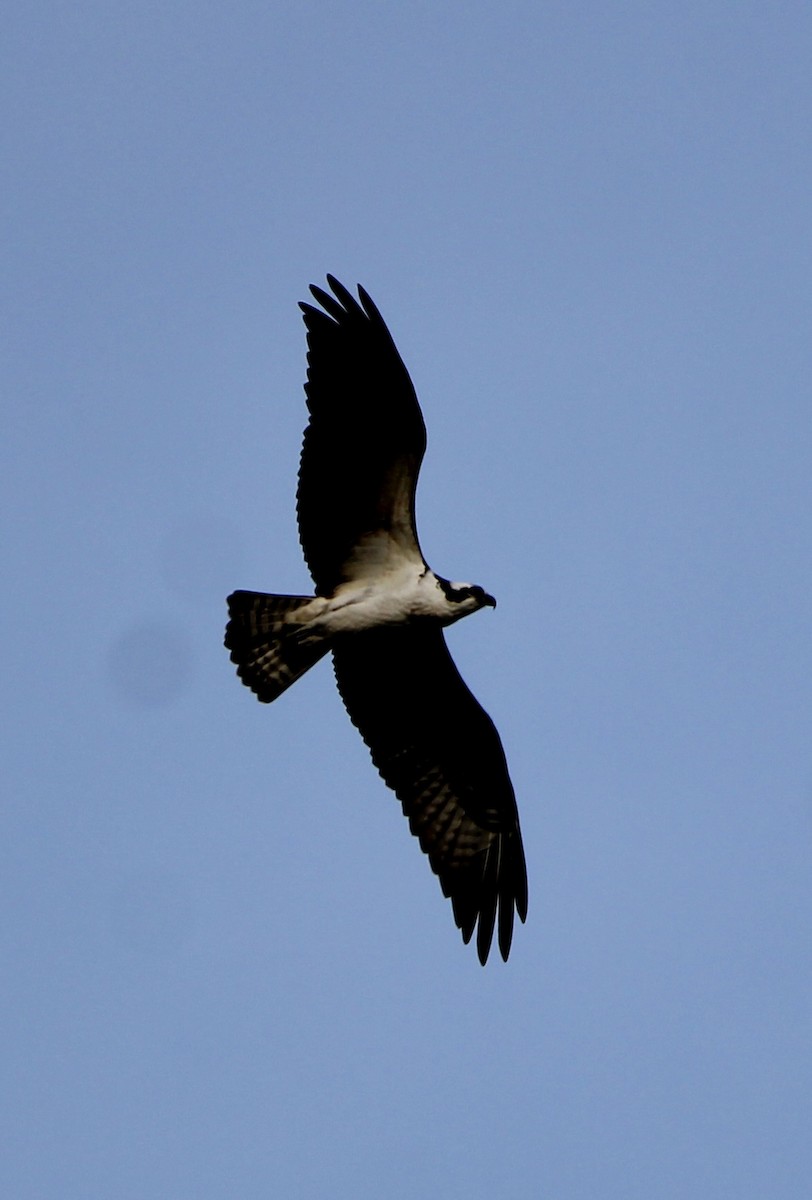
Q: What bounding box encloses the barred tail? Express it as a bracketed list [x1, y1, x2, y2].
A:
[225, 590, 330, 703]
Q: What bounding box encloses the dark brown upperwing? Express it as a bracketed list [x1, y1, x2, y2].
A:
[297, 277, 427, 594]
[331, 626, 527, 963]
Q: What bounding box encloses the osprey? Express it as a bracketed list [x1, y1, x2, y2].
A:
[225, 276, 527, 963]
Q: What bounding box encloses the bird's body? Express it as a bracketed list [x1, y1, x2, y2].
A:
[225, 277, 527, 963]
[310, 566, 492, 633]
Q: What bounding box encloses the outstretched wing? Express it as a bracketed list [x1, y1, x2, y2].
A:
[297, 276, 427, 595]
[332, 627, 528, 964]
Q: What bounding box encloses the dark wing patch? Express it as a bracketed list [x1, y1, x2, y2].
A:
[297, 276, 427, 594]
[332, 627, 527, 963]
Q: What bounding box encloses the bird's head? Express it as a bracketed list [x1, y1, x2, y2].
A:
[436, 577, 497, 619]
[468, 584, 497, 610]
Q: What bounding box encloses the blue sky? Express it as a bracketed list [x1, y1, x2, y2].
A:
[3, 3, 811, 1197]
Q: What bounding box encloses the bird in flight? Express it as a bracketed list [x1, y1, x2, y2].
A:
[225, 276, 527, 963]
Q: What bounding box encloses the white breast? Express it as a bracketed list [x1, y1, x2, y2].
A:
[321, 565, 455, 635]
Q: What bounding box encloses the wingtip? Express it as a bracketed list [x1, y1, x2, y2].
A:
[324, 274, 357, 308]
[303, 276, 372, 325]
[302, 276, 382, 329]
[356, 282, 382, 321]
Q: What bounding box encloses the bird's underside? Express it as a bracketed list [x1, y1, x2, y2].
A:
[225, 275, 527, 963]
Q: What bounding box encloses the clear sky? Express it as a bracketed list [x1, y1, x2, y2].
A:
[3, 3, 811, 1197]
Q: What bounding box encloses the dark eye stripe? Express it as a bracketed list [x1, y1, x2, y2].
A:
[437, 579, 479, 604]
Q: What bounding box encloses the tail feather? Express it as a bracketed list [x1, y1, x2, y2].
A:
[225, 590, 330, 703]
